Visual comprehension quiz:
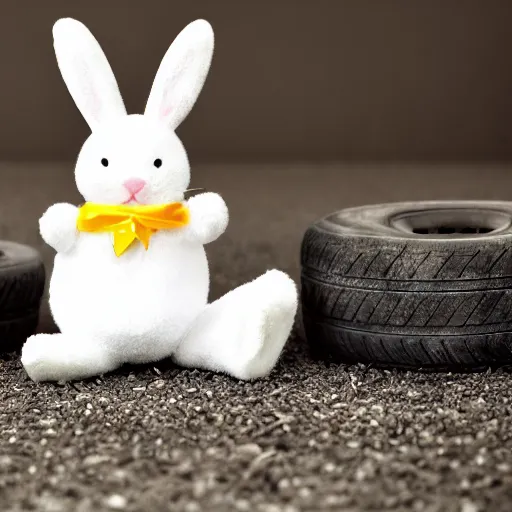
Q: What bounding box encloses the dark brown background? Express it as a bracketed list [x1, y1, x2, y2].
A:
[1, 0, 511, 163]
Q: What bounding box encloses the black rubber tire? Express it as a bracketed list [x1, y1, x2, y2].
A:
[0, 241, 45, 352]
[300, 201, 512, 369]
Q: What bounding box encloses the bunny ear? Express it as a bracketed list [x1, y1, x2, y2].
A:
[144, 19, 214, 130]
[52, 18, 127, 131]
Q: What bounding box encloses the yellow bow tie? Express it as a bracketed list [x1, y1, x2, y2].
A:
[76, 202, 190, 257]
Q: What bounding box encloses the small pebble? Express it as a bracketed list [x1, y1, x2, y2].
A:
[461, 499, 479, 512]
[0, 456, 12, 468]
[237, 443, 263, 457]
[105, 494, 127, 510]
[83, 454, 110, 466]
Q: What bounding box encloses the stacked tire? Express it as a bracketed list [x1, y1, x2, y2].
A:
[0, 241, 45, 352]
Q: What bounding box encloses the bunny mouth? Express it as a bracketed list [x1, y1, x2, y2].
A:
[122, 194, 141, 205]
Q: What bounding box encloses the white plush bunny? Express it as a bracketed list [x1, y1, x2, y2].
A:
[21, 18, 298, 382]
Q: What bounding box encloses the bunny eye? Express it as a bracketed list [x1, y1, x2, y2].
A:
[101, 158, 109, 167]
[154, 158, 162, 168]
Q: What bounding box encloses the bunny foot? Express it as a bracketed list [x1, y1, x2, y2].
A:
[21, 333, 118, 382]
[172, 269, 298, 380]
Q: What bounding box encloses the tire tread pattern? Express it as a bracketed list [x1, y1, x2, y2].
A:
[0, 259, 46, 351]
[301, 222, 512, 368]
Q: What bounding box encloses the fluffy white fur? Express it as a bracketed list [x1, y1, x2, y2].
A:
[21, 18, 298, 382]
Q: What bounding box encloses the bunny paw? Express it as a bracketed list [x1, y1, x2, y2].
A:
[186, 192, 229, 244]
[39, 203, 79, 254]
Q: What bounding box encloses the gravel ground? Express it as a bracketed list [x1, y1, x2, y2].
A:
[2, 337, 512, 512]
[1, 163, 512, 512]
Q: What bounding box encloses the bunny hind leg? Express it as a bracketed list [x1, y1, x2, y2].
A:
[172, 270, 298, 380]
[21, 333, 119, 382]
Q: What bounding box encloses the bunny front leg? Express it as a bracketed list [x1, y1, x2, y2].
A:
[39, 203, 79, 254]
[185, 192, 229, 245]
[21, 333, 119, 382]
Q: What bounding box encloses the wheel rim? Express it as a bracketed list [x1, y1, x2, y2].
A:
[389, 207, 512, 238]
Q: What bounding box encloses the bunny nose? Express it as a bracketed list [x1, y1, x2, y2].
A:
[123, 178, 146, 195]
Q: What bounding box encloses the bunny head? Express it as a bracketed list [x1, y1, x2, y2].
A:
[53, 18, 214, 205]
